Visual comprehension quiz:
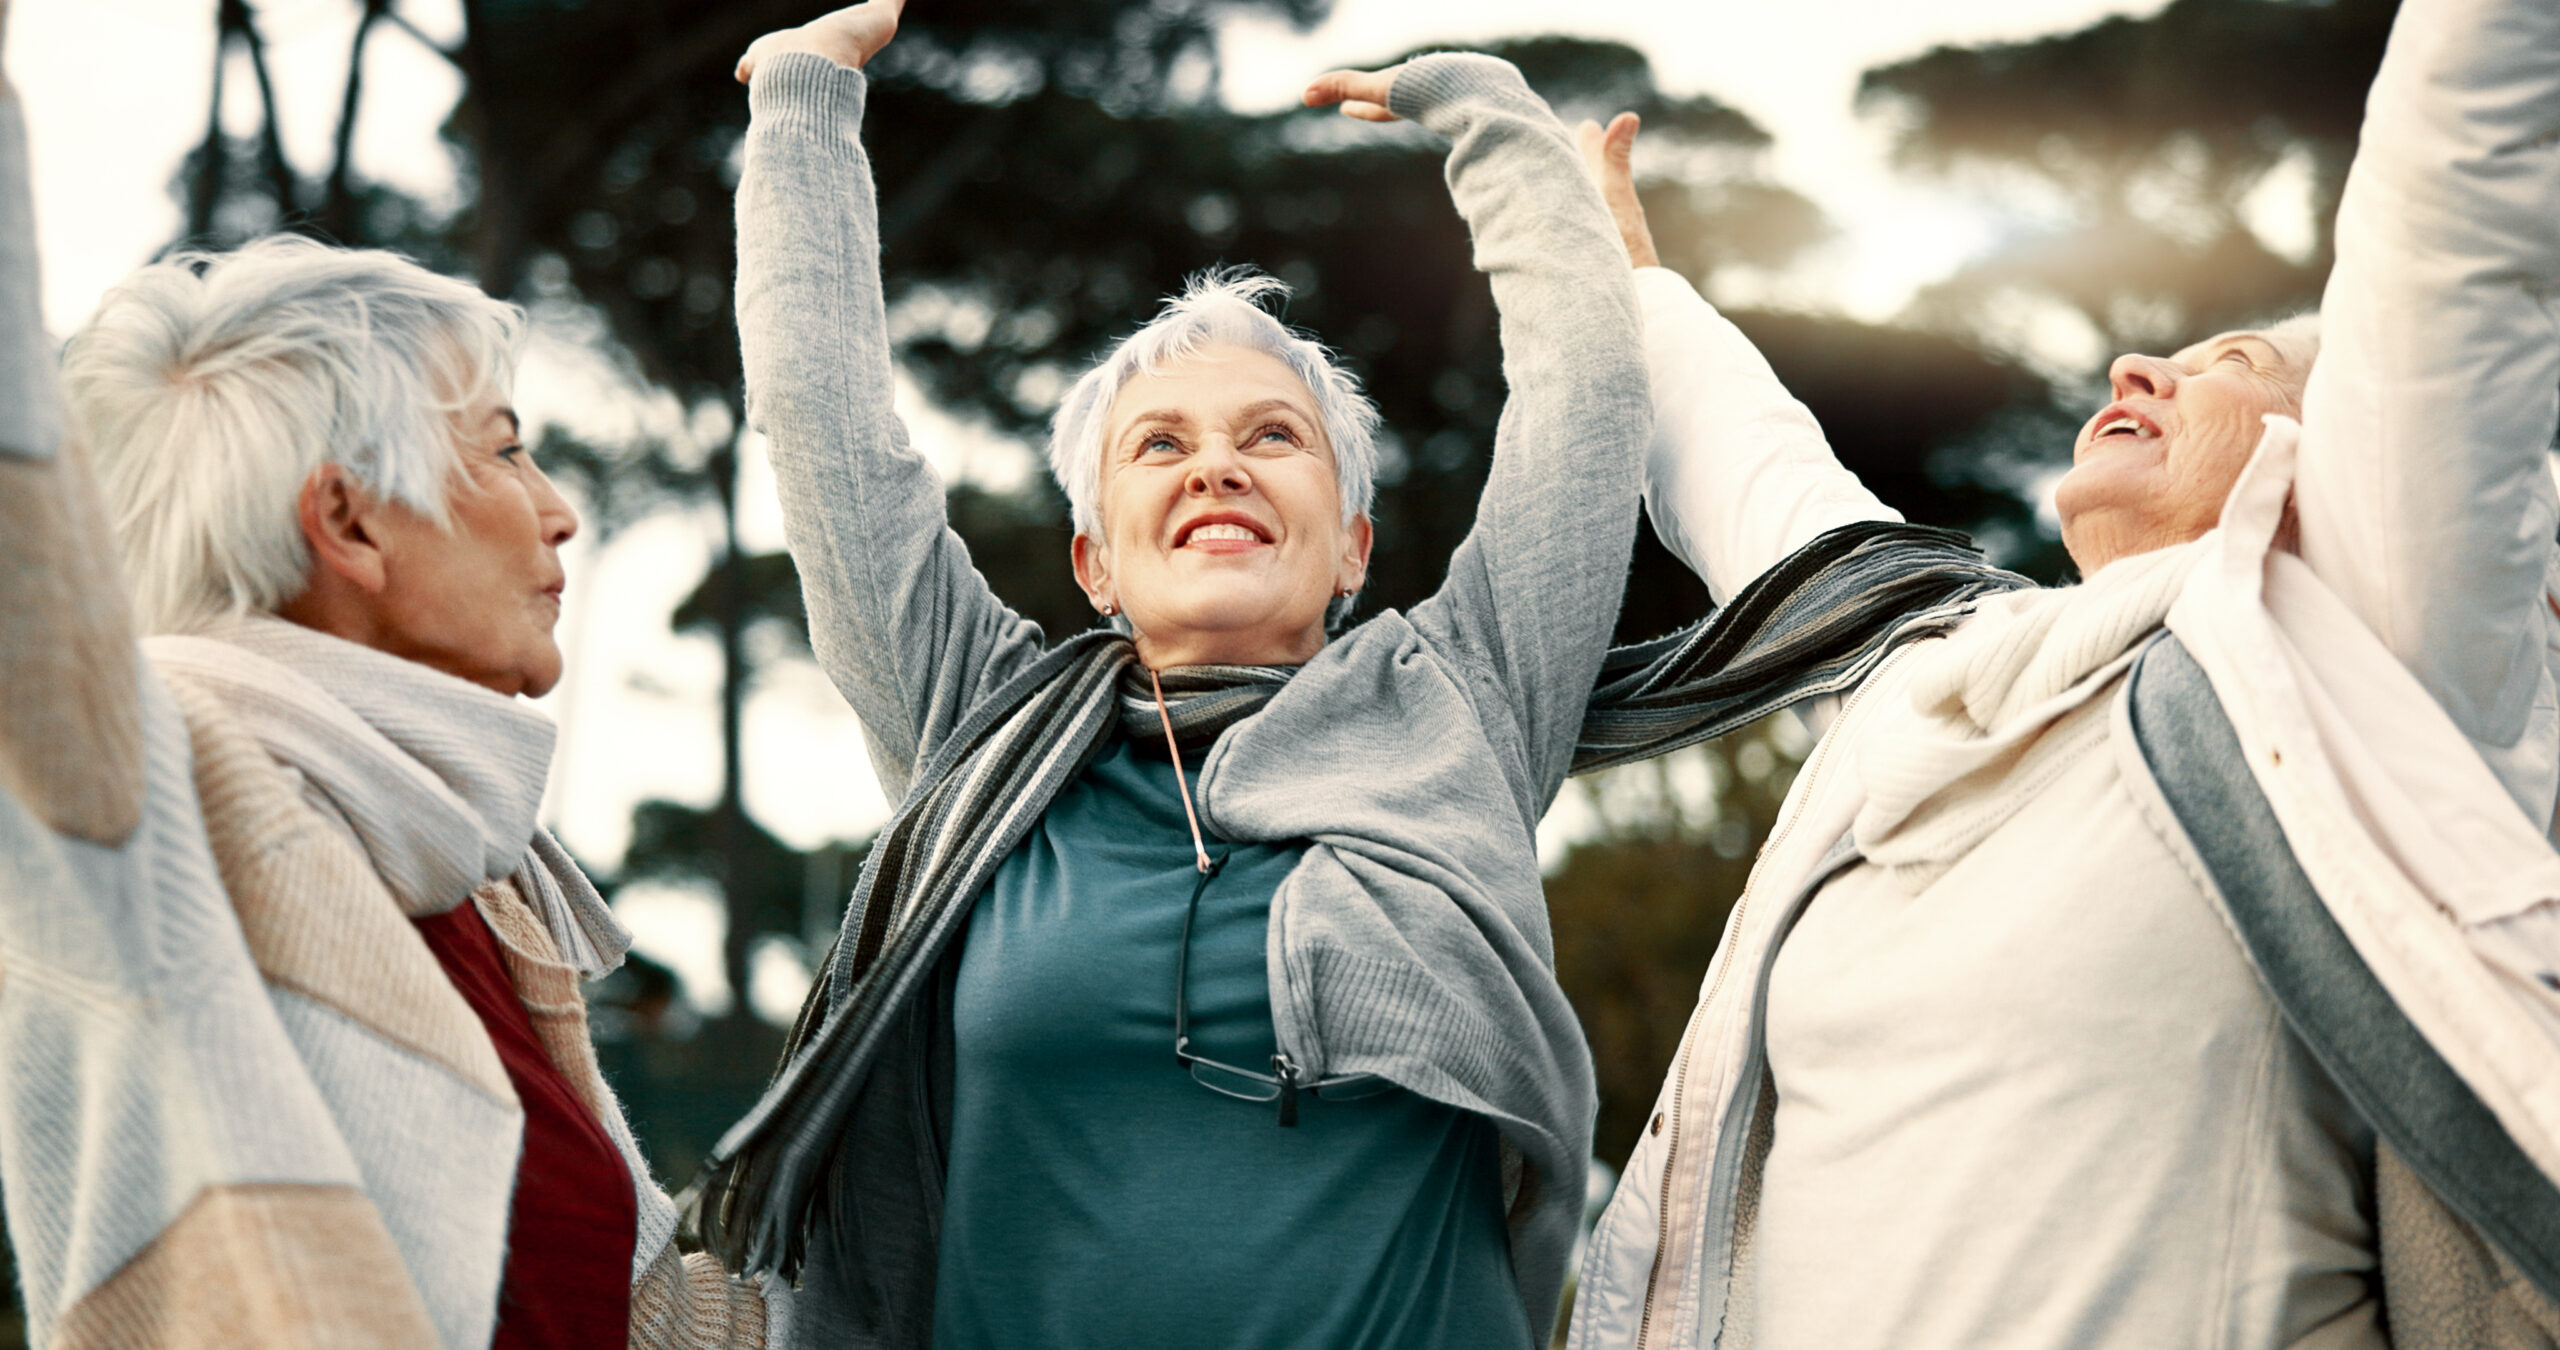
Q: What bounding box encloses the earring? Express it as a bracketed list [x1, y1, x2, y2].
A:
[1100, 601, 1118, 617]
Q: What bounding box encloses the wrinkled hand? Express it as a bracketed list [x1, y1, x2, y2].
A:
[737, 0, 904, 84]
[1576, 112, 1659, 270]
[1303, 64, 1406, 123]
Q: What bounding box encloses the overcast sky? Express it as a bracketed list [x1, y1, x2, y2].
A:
[3, 0, 2182, 1016]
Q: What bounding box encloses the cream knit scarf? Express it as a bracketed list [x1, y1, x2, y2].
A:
[146, 614, 628, 977]
[1852, 539, 2203, 888]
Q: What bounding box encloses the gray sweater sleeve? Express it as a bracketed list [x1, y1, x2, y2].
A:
[0, 91, 60, 462]
[737, 56, 1049, 803]
[1392, 57, 1652, 809]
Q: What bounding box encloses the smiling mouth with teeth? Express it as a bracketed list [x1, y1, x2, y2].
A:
[2095, 416, 2153, 439]
[1184, 522, 1264, 545]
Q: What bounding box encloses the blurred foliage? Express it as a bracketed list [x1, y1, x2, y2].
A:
[618, 22, 2056, 642]
[1861, 0, 2395, 353]
[590, 964, 792, 1185]
[620, 799, 860, 954]
[670, 484, 1087, 660]
[1550, 717, 1809, 1170]
[469, 3, 2061, 1200]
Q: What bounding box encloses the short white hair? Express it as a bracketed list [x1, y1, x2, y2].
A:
[1046, 268, 1382, 542]
[2261, 310, 2321, 372]
[62, 235, 524, 634]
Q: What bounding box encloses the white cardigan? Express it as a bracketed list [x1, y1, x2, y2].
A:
[1571, 0, 2560, 1339]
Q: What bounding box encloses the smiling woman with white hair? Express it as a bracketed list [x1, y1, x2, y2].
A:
[689, 3, 1649, 1343]
[647, 0, 1885, 1336]
[1043, 268, 1383, 638]
[0, 155, 771, 1345]
[694, 0, 2026, 1342]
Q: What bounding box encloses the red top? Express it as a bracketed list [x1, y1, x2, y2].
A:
[415, 902, 636, 1350]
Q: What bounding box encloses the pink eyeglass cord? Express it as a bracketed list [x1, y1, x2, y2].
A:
[1147, 666, 1216, 876]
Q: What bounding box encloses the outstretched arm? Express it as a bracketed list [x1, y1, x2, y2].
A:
[2291, 0, 2560, 759]
[1577, 114, 1896, 606]
[1309, 57, 1652, 808]
[735, 2, 1047, 803]
[0, 50, 443, 1348]
[0, 36, 143, 847]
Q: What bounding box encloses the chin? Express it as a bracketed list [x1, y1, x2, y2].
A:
[506, 637, 566, 699]
[524, 656, 565, 698]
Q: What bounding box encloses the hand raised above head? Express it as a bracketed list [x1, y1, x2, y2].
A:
[1576, 113, 1659, 270]
[1303, 64, 1408, 123]
[737, 0, 905, 85]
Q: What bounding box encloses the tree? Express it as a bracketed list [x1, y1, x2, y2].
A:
[1547, 716, 1810, 1171]
[447, 0, 1356, 1018]
[163, 3, 2080, 1191]
[179, 0, 459, 257]
[452, 8, 2071, 1048]
[1860, 0, 2396, 355]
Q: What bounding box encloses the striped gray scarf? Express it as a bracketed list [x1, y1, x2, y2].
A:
[698, 520, 2024, 1277]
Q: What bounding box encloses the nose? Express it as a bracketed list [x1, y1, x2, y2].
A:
[2109, 352, 2178, 400]
[531, 462, 580, 547]
[1185, 437, 1254, 498]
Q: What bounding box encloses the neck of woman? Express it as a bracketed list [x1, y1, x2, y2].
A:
[1132, 622, 1325, 671]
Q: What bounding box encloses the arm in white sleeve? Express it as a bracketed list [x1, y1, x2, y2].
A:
[2291, 0, 2560, 751]
[1635, 267, 1898, 605]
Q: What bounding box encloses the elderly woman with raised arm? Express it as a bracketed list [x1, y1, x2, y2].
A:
[665, 0, 1833, 1337]
[699, 10, 2037, 1337]
[1564, 0, 2560, 1344]
[0, 31, 769, 1343]
[693, 4, 1650, 1344]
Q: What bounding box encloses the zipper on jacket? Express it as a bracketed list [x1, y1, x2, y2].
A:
[1631, 652, 1904, 1349]
[1633, 1030, 1694, 1348]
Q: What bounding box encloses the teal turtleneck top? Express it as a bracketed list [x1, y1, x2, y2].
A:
[930, 736, 1529, 1349]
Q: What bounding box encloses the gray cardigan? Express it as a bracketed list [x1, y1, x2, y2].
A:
[737, 51, 1648, 1339]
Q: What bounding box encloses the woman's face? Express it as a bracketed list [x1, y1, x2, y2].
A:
[1073, 344, 1371, 669]
[2054, 329, 2313, 574]
[360, 399, 580, 696]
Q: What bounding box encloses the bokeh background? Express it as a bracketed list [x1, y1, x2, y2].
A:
[4, 0, 2391, 1339]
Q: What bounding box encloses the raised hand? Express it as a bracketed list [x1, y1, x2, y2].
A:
[1576, 112, 1659, 270]
[1303, 64, 1407, 123]
[737, 0, 905, 84]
